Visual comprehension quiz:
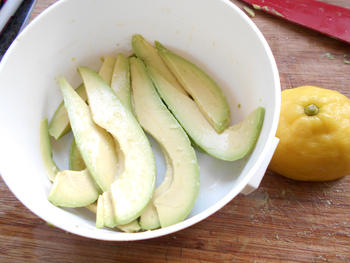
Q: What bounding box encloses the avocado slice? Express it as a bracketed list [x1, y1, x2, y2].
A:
[40, 118, 59, 182]
[78, 66, 156, 225]
[92, 194, 141, 232]
[92, 195, 141, 232]
[92, 57, 139, 231]
[99, 56, 116, 84]
[92, 56, 139, 230]
[96, 195, 104, 228]
[130, 58, 200, 228]
[48, 169, 99, 207]
[41, 119, 101, 208]
[139, 146, 173, 230]
[48, 84, 87, 140]
[98, 54, 132, 112]
[116, 220, 141, 233]
[156, 42, 230, 133]
[48, 56, 118, 140]
[68, 55, 130, 172]
[102, 191, 117, 228]
[146, 65, 265, 161]
[69, 138, 86, 171]
[59, 77, 118, 192]
[132, 34, 187, 96]
[111, 53, 132, 111]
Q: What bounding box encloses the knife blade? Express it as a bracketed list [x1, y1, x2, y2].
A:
[0, 0, 24, 33]
[239, 0, 350, 44]
[0, 0, 37, 61]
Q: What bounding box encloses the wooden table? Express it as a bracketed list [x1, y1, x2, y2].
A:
[1, 0, 350, 262]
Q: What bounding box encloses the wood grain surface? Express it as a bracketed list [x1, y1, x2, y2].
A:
[1, 0, 350, 262]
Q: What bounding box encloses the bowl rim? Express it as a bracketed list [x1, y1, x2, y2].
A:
[0, 0, 281, 241]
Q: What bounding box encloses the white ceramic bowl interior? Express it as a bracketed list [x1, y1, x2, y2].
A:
[0, 0, 280, 241]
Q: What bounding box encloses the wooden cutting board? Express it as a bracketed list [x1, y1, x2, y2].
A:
[1, 0, 349, 262]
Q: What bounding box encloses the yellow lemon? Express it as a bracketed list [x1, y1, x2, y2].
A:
[270, 86, 350, 181]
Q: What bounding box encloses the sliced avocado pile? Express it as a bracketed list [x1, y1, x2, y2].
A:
[78, 66, 156, 226]
[155, 41, 230, 133]
[130, 57, 199, 229]
[59, 77, 118, 192]
[132, 35, 265, 161]
[40, 34, 264, 232]
[41, 118, 99, 207]
[40, 56, 143, 232]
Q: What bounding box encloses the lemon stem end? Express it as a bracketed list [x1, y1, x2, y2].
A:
[304, 104, 319, 116]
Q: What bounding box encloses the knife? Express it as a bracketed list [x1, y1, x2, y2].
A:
[239, 0, 350, 44]
[0, 0, 24, 33]
[0, 0, 37, 61]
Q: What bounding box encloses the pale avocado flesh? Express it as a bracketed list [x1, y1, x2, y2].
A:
[59, 78, 118, 192]
[68, 55, 130, 173]
[95, 57, 139, 231]
[43, 61, 140, 230]
[102, 191, 117, 228]
[139, 146, 173, 230]
[99, 191, 141, 232]
[80, 58, 139, 231]
[116, 220, 141, 233]
[99, 56, 116, 84]
[132, 35, 187, 96]
[48, 84, 87, 140]
[99, 54, 132, 112]
[41, 119, 100, 208]
[48, 54, 130, 141]
[96, 195, 104, 228]
[111, 53, 132, 111]
[92, 195, 141, 232]
[50, 112, 140, 229]
[146, 66, 265, 161]
[40, 118, 59, 182]
[78, 66, 156, 225]
[69, 138, 86, 171]
[156, 41, 230, 133]
[48, 169, 99, 207]
[130, 58, 199, 228]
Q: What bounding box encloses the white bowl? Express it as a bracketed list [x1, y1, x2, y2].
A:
[0, 0, 280, 241]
